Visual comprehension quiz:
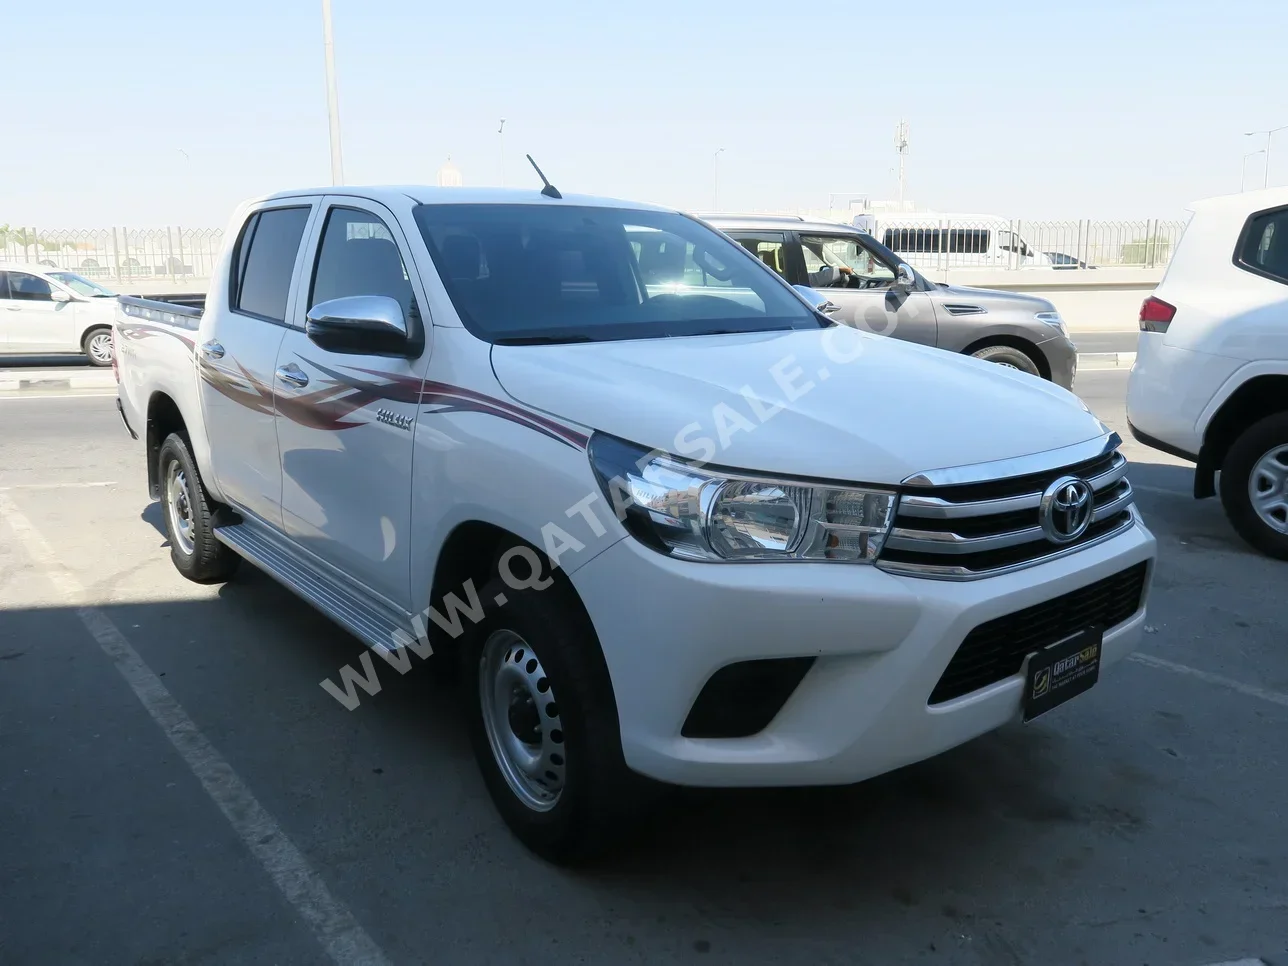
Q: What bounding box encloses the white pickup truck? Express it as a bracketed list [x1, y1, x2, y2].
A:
[114, 184, 1157, 863]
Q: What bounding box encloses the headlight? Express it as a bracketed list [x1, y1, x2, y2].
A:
[588, 433, 897, 562]
[1036, 311, 1068, 336]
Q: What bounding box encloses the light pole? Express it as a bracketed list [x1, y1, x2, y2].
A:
[498, 119, 506, 186]
[713, 147, 725, 209]
[321, 0, 345, 185]
[1242, 149, 1265, 192]
[1245, 125, 1288, 188]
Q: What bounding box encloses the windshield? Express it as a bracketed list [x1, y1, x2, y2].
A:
[412, 204, 824, 344]
[48, 272, 117, 298]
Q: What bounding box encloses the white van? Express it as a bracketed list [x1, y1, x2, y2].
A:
[853, 213, 1054, 271]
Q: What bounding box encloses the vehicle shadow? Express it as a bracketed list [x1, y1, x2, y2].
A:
[0, 353, 90, 369]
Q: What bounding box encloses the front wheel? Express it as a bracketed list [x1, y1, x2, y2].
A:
[82, 327, 114, 367]
[158, 433, 240, 583]
[969, 343, 1042, 378]
[1218, 412, 1288, 560]
[460, 577, 650, 864]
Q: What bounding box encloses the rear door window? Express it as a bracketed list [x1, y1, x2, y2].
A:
[1237, 208, 1288, 284]
[232, 206, 312, 322]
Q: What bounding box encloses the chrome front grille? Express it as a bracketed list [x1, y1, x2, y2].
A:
[877, 433, 1138, 580]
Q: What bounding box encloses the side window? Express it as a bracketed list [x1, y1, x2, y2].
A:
[232, 206, 312, 322]
[728, 234, 788, 279]
[1238, 208, 1288, 284]
[309, 207, 417, 321]
[800, 235, 894, 289]
[0, 272, 10, 299]
[7, 272, 53, 301]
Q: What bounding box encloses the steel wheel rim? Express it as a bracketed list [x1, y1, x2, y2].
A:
[166, 460, 196, 556]
[478, 629, 566, 812]
[88, 333, 113, 364]
[1249, 444, 1288, 534]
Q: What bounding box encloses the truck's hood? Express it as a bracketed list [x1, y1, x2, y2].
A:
[491, 328, 1105, 484]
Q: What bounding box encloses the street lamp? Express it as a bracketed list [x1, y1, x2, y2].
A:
[713, 147, 725, 209]
[498, 119, 506, 187]
[1244, 125, 1288, 188]
[1242, 149, 1265, 192]
[321, 0, 344, 185]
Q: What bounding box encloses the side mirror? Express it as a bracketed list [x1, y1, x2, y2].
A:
[793, 284, 840, 316]
[50, 289, 73, 303]
[895, 263, 916, 289]
[305, 295, 412, 356]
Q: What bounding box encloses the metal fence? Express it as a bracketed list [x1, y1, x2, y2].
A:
[724, 210, 1189, 271]
[0, 227, 226, 282]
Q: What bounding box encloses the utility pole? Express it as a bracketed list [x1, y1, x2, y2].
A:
[894, 120, 909, 209]
[498, 119, 506, 186]
[713, 147, 725, 209]
[321, 0, 344, 185]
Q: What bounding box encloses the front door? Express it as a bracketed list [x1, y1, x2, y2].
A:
[796, 232, 939, 347]
[0, 271, 78, 351]
[274, 198, 429, 611]
[197, 202, 316, 528]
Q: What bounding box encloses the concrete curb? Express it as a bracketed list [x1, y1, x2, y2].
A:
[0, 370, 117, 394]
[1077, 351, 1136, 369]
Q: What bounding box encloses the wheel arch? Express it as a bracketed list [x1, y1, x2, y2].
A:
[1197, 374, 1288, 499]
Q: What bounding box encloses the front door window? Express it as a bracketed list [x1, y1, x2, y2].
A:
[799, 235, 895, 290]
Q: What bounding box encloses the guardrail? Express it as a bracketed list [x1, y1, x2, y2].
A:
[0, 227, 225, 282]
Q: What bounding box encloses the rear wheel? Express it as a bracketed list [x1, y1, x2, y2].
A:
[460, 576, 651, 864]
[969, 343, 1042, 378]
[1218, 411, 1288, 560]
[158, 433, 240, 582]
[83, 327, 113, 367]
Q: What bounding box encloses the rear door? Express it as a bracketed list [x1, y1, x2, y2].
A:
[197, 202, 317, 529]
[273, 197, 430, 610]
[0, 270, 78, 351]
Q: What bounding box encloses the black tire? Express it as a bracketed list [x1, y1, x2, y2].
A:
[969, 343, 1042, 378]
[157, 432, 241, 583]
[82, 327, 114, 367]
[459, 575, 651, 864]
[1218, 411, 1288, 560]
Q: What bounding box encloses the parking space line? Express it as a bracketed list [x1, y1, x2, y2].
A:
[0, 492, 393, 966]
[1130, 652, 1288, 709]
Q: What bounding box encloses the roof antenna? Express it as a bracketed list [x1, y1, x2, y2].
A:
[526, 154, 562, 199]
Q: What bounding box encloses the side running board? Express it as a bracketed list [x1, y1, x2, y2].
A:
[213, 521, 414, 655]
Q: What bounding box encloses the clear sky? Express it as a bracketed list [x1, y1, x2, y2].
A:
[3, 0, 1286, 228]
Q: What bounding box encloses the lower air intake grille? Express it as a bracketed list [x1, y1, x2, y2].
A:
[929, 561, 1148, 705]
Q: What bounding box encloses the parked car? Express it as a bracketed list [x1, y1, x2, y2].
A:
[1127, 186, 1288, 559]
[0, 263, 120, 365]
[702, 215, 1078, 388]
[115, 185, 1155, 862]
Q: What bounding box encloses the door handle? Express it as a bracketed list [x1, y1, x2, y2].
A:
[200, 340, 225, 359]
[4, 306, 20, 312]
[275, 363, 309, 388]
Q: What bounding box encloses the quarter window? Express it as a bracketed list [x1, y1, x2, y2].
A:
[309, 207, 418, 322]
[232, 206, 312, 322]
[1237, 208, 1288, 284]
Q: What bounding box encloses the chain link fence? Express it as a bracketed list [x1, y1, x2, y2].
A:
[0, 227, 226, 282]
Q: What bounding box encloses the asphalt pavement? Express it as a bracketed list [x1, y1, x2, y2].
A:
[1, 373, 1285, 966]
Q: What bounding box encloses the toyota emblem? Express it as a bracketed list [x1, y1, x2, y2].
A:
[1039, 476, 1094, 544]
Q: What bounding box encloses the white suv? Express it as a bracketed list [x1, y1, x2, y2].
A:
[1128, 187, 1288, 557]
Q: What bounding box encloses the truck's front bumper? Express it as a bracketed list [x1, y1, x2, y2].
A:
[571, 518, 1157, 787]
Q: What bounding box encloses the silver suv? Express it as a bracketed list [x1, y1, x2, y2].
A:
[703, 215, 1078, 390]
